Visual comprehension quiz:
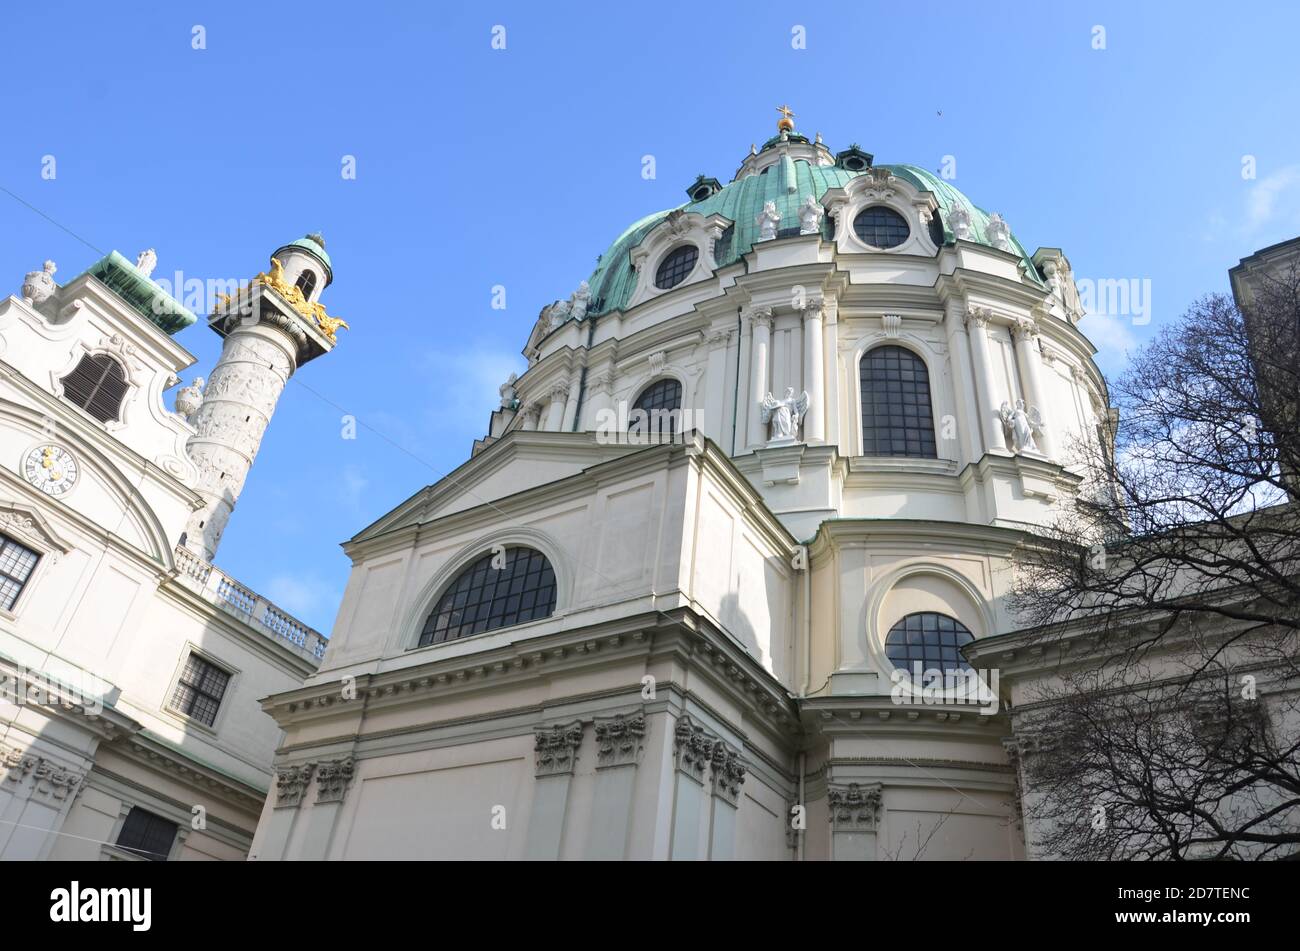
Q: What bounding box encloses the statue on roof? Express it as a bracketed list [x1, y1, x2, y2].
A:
[798, 195, 824, 235]
[135, 248, 157, 278]
[946, 205, 973, 241]
[985, 214, 1014, 252]
[21, 260, 57, 306]
[570, 280, 591, 321]
[756, 201, 782, 242]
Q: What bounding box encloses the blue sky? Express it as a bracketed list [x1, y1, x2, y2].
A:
[2, 2, 1297, 632]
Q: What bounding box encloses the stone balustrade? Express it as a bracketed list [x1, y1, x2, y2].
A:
[172, 546, 328, 663]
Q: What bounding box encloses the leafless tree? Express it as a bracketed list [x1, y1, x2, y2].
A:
[1009, 267, 1300, 859]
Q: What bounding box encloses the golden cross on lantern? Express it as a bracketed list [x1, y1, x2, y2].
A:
[776, 104, 796, 132]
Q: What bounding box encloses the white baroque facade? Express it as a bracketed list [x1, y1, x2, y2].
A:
[253, 118, 1112, 860]
[0, 237, 334, 859]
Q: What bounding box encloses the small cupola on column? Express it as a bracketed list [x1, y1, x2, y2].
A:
[270, 232, 333, 305]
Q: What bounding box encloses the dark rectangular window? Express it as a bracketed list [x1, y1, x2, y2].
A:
[0, 533, 39, 611]
[168, 652, 231, 727]
[116, 807, 178, 861]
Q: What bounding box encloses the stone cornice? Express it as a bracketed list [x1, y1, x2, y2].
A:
[119, 732, 268, 811]
[801, 696, 1009, 740]
[261, 606, 800, 741]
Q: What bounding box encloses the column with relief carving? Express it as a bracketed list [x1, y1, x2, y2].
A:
[801, 299, 825, 443]
[1012, 317, 1054, 458]
[965, 307, 1009, 454]
[747, 308, 773, 448]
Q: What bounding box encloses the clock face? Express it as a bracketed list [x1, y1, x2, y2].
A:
[23, 444, 79, 497]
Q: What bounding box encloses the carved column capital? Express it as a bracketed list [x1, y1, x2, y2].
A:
[965, 306, 993, 329]
[827, 782, 883, 831]
[672, 716, 716, 783]
[274, 762, 315, 808]
[1011, 317, 1039, 342]
[593, 712, 646, 769]
[709, 741, 747, 805]
[549, 380, 571, 402]
[745, 306, 774, 331]
[534, 720, 585, 777]
[800, 297, 824, 321]
[315, 757, 355, 804]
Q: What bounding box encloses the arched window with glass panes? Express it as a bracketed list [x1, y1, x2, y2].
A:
[295, 269, 317, 300]
[60, 353, 129, 423]
[884, 612, 974, 674]
[859, 345, 937, 458]
[630, 378, 682, 438]
[417, 546, 557, 647]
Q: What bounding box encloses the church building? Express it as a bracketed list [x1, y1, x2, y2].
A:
[251, 110, 1114, 860]
[0, 235, 338, 859]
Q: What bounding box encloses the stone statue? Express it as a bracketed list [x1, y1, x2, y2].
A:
[175, 376, 205, 420]
[946, 206, 972, 241]
[21, 260, 57, 305]
[135, 248, 157, 278]
[548, 299, 570, 331]
[756, 201, 782, 242]
[1000, 399, 1044, 453]
[761, 387, 809, 443]
[985, 214, 1013, 252]
[570, 280, 591, 321]
[499, 372, 518, 409]
[798, 195, 824, 235]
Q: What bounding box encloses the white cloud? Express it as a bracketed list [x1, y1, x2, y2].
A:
[263, 573, 341, 632]
[1244, 164, 1300, 234]
[420, 345, 525, 434]
[1077, 313, 1138, 374]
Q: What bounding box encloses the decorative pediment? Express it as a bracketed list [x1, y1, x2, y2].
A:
[821, 171, 942, 256]
[0, 499, 73, 555]
[624, 211, 733, 310]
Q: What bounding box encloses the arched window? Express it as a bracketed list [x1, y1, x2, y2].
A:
[885, 612, 974, 673]
[655, 245, 698, 289]
[630, 378, 682, 437]
[852, 206, 910, 249]
[417, 546, 557, 647]
[60, 353, 128, 423]
[859, 346, 937, 458]
[295, 269, 317, 300]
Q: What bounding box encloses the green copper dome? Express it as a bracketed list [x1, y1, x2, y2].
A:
[275, 233, 333, 284]
[583, 160, 1040, 318]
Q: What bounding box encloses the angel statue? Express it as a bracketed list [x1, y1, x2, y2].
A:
[1000, 399, 1043, 453]
[135, 248, 157, 278]
[761, 387, 809, 444]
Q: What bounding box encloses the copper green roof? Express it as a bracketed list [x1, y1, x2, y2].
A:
[77, 251, 197, 334]
[275, 233, 333, 284]
[584, 161, 1041, 317]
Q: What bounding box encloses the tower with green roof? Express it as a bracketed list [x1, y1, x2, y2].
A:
[183, 233, 340, 562]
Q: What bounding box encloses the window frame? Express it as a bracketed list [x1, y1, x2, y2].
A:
[630, 377, 684, 438]
[857, 344, 939, 459]
[415, 545, 559, 648]
[0, 531, 40, 616]
[851, 205, 911, 250]
[58, 352, 130, 424]
[162, 645, 237, 733]
[113, 806, 180, 862]
[883, 611, 976, 675]
[654, 244, 700, 290]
